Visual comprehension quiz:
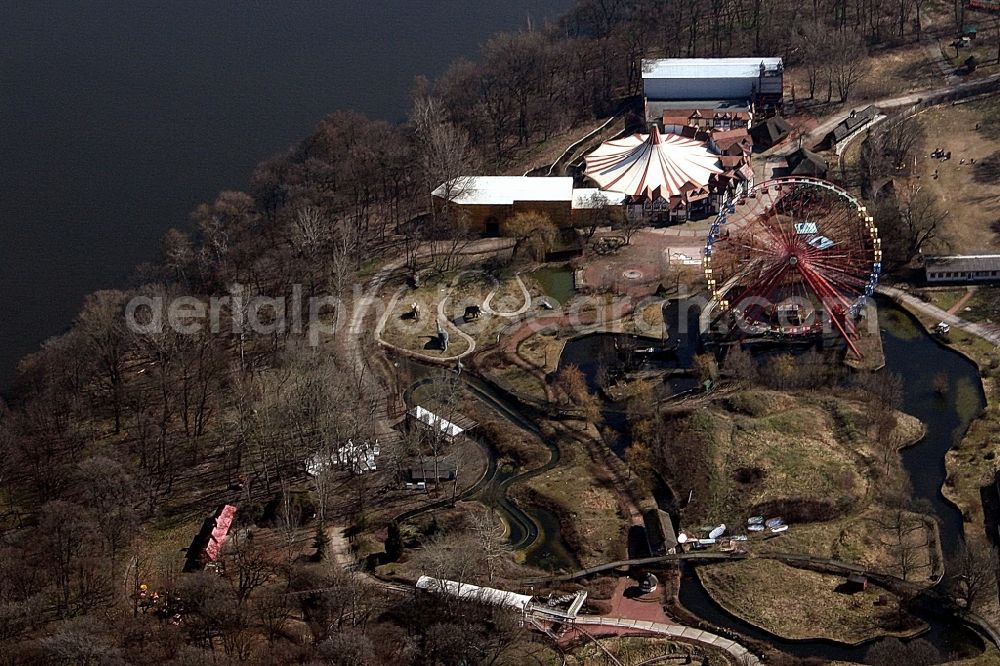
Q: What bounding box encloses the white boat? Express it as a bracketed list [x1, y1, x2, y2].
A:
[677, 532, 689, 544]
[765, 517, 784, 529]
[770, 525, 789, 533]
[747, 516, 764, 525]
[708, 524, 726, 539]
[748, 524, 765, 532]
[732, 535, 748, 541]
[697, 538, 717, 545]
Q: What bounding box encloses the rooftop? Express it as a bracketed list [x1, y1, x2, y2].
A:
[408, 405, 476, 438]
[432, 176, 573, 206]
[750, 115, 793, 145]
[653, 99, 752, 111]
[829, 105, 879, 143]
[642, 58, 783, 80]
[416, 576, 534, 612]
[926, 254, 1000, 272]
[583, 126, 722, 199]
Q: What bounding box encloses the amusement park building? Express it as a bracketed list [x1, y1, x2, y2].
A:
[652, 99, 752, 132]
[430, 176, 622, 233]
[642, 57, 784, 108]
[583, 126, 753, 224]
[925, 254, 1000, 283]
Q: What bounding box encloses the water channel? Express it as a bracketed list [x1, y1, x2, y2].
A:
[555, 298, 988, 662]
[400, 294, 989, 661]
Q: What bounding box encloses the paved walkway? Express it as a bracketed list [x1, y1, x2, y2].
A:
[568, 615, 760, 665]
[773, 72, 1000, 156]
[358, 239, 518, 364]
[481, 273, 530, 317]
[878, 285, 1000, 346]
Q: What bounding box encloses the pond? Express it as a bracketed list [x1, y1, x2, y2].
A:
[530, 265, 576, 305]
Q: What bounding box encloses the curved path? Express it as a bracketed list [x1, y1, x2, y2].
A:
[481, 273, 531, 317]
[773, 72, 1000, 158]
[372, 261, 531, 364]
[567, 615, 760, 665]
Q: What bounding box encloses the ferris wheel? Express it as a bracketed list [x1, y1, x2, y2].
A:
[703, 177, 882, 357]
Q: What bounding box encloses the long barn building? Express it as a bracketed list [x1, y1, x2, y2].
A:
[642, 57, 783, 111]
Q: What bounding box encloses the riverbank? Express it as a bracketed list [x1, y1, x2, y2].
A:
[885, 288, 1000, 629]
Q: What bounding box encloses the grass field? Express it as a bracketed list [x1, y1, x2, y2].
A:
[668, 390, 922, 527]
[697, 559, 925, 643]
[564, 636, 733, 666]
[917, 94, 1000, 254]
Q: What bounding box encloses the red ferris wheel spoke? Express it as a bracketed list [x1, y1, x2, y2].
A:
[706, 178, 880, 358]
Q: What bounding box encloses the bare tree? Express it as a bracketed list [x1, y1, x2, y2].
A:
[951, 540, 998, 611]
[76, 290, 132, 433]
[618, 211, 645, 245]
[866, 637, 940, 666]
[575, 191, 615, 244]
[875, 188, 945, 268]
[470, 511, 510, 584]
[828, 31, 869, 102]
[227, 530, 277, 604]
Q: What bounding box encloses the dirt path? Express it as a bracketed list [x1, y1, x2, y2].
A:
[947, 286, 977, 315]
[327, 525, 353, 569]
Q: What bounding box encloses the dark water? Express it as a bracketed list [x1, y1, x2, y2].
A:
[531, 265, 576, 305]
[883, 303, 987, 556]
[0, 0, 571, 386]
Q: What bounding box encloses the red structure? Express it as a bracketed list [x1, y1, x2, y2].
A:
[204, 505, 237, 562]
[705, 178, 881, 357]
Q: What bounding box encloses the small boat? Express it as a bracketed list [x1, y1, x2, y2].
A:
[677, 533, 689, 544]
[539, 299, 554, 310]
[770, 525, 789, 533]
[709, 524, 726, 539]
[748, 524, 765, 532]
[732, 535, 748, 541]
[765, 517, 784, 529]
[697, 538, 717, 545]
[747, 516, 764, 525]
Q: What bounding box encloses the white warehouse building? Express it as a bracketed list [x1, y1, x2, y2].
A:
[642, 58, 783, 107]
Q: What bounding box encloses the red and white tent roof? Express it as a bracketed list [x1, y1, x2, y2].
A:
[583, 126, 723, 200]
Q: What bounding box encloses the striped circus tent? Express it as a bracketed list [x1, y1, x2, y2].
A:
[583, 126, 723, 200]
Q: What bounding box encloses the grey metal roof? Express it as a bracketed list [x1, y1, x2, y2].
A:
[830, 105, 878, 142]
[750, 116, 793, 144]
[926, 255, 1000, 273]
[642, 58, 782, 80]
[653, 99, 751, 111]
[788, 147, 828, 176]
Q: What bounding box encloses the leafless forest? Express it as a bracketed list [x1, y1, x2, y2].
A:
[0, 1, 972, 663]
